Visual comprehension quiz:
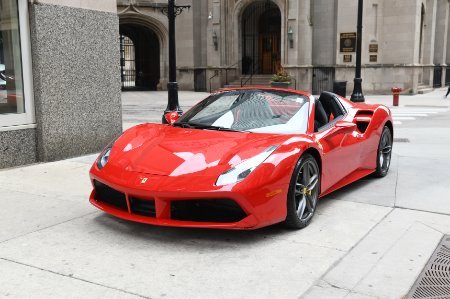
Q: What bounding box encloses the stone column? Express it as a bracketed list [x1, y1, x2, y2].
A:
[434, 0, 449, 85]
[295, 0, 313, 90]
[296, 0, 313, 65]
[434, 0, 449, 65]
[30, 0, 122, 162]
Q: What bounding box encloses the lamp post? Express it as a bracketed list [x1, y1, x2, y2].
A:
[350, 0, 365, 102]
[160, 0, 191, 123]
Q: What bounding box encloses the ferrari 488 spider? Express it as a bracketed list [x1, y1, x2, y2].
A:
[89, 88, 393, 230]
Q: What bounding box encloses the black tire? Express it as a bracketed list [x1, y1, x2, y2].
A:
[284, 154, 320, 229]
[373, 126, 393, 177]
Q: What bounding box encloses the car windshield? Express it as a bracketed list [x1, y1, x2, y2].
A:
[175, 90, 310, 134]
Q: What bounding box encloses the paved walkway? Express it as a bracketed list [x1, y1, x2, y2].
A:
[0, 88, 449, 298]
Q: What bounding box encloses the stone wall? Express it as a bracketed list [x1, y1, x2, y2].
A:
[0, 128, 37, 169]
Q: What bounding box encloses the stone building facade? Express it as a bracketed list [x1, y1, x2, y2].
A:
[0, 0, 122, 169]
[118, 0, 450, 95]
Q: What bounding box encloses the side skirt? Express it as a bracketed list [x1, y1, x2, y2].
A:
[319, 168, 375, 198]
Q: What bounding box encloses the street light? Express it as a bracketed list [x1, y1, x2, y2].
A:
[287, 26, 294, 49]
[350, 0, 365, 102]
[160, 0, 191, 123]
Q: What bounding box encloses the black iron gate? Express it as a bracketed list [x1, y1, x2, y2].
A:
[120, 35, 136, 89]
[312, 67, 335, 95]
[433, 65, 442, 88]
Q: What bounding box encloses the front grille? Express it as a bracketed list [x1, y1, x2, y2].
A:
[93, 180, 128, 211]
[130, 197, 156, 217]
[171, 199, 247, 223]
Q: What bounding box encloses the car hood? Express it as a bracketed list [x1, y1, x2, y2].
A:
[107, 124, 291, 177]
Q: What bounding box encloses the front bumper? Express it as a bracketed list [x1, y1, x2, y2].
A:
[89, 170, 288, 230]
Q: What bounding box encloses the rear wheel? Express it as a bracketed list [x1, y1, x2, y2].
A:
[284, 154, 320, 229]
[374, 126, 392, 177]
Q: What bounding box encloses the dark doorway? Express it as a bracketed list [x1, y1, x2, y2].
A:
[119, 24, 160, 91]
[312, 67, 335, 95]
[241, 1, 281, 75]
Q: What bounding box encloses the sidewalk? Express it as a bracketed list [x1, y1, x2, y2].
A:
[0, 88, 449, 298]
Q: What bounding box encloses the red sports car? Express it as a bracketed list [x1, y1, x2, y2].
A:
[89, 88, 393, 230]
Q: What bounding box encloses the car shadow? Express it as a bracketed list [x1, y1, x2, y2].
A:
[92, 212, 299, 247]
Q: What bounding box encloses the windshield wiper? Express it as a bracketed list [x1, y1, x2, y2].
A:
[174, 122, 247, 132]
[203, 125, 242, 132]
[172, 122, 193, 128]
[185, 122, 244, 132]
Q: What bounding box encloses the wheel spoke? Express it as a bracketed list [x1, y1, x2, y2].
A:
[297, 197, 306, 218]
[307, 174, 318, 190]
[296, 182, 306, 189]
[302, 162, 310, 182]
[305, 195, 313, 213]
[382, 145, 392, 154]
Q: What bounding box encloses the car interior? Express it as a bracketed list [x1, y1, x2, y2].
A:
[314, 92, 347, 132]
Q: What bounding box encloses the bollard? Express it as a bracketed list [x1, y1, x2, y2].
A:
[391, 87, 402, 106]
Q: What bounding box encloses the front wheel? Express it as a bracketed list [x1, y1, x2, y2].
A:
[284, 154, 320, 229]
[373, 126, 393, 177]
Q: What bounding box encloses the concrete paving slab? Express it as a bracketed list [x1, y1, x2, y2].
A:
[302, 200, 392, 251]
[0, 212, 343, 299]
[0, 161, 92, 198]
[301, 284, 349, 299]
[344, 292, 380, 299]
[0, 200, 390, 299]
[307, 208, 450, 299]
[396, 156, 450, 215]
[0, 259, 143, 299]
[0, 188, 95, 242]
[352, 222, 442, 298]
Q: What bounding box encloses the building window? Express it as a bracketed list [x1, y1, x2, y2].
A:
[0, 0, 34, 128]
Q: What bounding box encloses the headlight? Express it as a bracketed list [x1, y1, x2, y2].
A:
[216, 145, 279, 186]
[96, 140, 116, 170]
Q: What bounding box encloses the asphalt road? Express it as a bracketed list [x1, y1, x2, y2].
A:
[0, 89, 450, 299]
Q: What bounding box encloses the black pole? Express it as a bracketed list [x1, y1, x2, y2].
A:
[162, 0, 182, 123]
[350, 0, 365, 102]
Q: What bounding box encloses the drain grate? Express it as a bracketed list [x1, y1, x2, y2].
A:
[407, 236, 450, 299]
[394, 138, 410, 143]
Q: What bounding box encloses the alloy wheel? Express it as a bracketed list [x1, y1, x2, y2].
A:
[379, 128, 392, 173]
[294, 160, 319, 222]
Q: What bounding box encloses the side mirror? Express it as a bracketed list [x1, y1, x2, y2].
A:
[324, 121, 356, 139]
[335, 121, 356, 131]
[164, 112, 180, 125]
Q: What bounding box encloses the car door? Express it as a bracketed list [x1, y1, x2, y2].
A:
[312, 95, 361, 193]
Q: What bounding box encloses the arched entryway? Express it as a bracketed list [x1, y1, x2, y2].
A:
[241, 1, 281, 75]
[119, 24, 160, 90]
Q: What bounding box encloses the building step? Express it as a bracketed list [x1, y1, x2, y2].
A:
[417, 86, 434, 94]
[224, 74, 273, 89]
